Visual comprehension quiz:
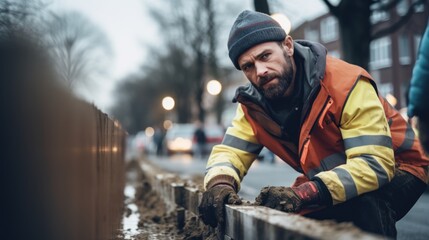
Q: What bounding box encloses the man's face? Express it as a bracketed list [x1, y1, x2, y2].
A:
[238, 37, 295, 99]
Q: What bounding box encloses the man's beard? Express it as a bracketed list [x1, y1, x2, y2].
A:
[255, 52, 294, 100]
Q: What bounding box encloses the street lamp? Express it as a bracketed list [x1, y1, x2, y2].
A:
[145, 127, 154, 137]
[162, 96, 175, 111]
[207, 80, 222, 96]
[162, 96, 175, 129]
[271, 13, 291, 34]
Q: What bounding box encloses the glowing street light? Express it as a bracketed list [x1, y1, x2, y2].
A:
[207, 80, 222, 95]
[162, 96, 175, 110]
[271, 13, 291, 34]
[145, 127, 154, 137]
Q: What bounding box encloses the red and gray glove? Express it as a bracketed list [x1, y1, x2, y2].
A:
[198, 183, 242, 228]
[255, 181, 320, 213]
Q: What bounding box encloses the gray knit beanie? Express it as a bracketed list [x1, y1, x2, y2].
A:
[228, 10, 286, 70]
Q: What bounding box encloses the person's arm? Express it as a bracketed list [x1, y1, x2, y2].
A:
[199, 104, 262, 227]
[204, 104, 263, 191]
[314, 78, 395, 205]
[408, 23, 429, 118]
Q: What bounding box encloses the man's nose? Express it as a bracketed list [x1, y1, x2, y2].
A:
[255, 62, 268, 77]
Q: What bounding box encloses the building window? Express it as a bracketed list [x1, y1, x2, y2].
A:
[412, 0, 425, 12]
[399, 34, 411, 65]
[320, 16, 338, 43]
[370, 36, 392, 70]
[371, 2, 390, 24]
[328, 50, 341, 59]
[304, 28, 319, 42]
[396, 0, 408, 16]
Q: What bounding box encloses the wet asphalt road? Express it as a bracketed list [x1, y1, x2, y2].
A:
[143, 153, 429, 240]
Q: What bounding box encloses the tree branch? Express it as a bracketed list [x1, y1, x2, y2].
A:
[321, 0, 340, 17]
[375, 0, 403, 11]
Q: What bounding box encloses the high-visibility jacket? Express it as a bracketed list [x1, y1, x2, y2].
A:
[205, 53, 429, 204]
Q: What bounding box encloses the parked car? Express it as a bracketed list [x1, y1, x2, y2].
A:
[165, 123, 225, 156]
[165, 123, 195, 155]
[201, 125, 225, 154]
[133, 131, 156, 154]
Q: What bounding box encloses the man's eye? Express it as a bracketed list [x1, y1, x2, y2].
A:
[242, 64, 253, 71]
[261, 53, 270, 59]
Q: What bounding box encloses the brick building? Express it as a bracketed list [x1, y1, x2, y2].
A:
[290, 0, 429, 109]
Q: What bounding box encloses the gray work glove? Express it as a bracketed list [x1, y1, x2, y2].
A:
[198, 184, 242, 228]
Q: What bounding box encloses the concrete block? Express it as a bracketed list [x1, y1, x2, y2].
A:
[225, 205, 384, 240]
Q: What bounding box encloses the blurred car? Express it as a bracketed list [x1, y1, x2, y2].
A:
[133, 131, 155, 154]
[165, 123, 195, 155]
[165, 123, 225, 156]
[202, 125, 225, 154]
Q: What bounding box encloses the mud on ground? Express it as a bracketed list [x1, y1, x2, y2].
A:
[116, 160, 216, 240]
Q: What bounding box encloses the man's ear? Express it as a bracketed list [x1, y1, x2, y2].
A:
[283, 35, 294, 56]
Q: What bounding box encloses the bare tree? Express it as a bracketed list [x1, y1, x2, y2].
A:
[147, 0, 238, 123]
[43, 11, 111, 89]
[111, 73, 166, 134]
[0, 0, 45, 38]
[111, 0, 241, 129]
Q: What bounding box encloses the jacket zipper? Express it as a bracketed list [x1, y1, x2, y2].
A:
[299, 96, 332, 165]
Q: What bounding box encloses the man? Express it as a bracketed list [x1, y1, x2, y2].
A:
[199, 10, 429, 237]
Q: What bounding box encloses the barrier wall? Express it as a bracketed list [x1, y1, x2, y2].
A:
[1, 39, 126, 240]
[139, 159, 384, 240]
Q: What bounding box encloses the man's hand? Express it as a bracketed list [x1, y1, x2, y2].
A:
[198, 184, 242, 228]
[255, 181, 320, 213]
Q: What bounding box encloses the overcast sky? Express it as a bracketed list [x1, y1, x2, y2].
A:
[48, 0, 328, 113]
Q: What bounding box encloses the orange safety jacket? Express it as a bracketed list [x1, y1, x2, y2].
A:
[205, 40, 429, 204]
[241, 56, 428, 186]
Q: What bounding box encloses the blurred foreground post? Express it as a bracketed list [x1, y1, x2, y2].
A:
[0, 34, 125, 240]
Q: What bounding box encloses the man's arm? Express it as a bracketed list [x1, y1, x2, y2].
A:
[199, 104, 262, 227]
[204, 104, 263, 190]
[314, 78, 395, 205]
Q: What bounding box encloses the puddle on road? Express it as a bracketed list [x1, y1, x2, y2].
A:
[117, 166, 179, 240]
[121, 185, 142, 239]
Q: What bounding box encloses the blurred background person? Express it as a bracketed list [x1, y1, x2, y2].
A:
[408, 20, 429, 153]
[193, 121, 207, 160]
[153, 125, 165, 156]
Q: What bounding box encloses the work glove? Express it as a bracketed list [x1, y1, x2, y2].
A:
[255, 181, 320, 213]
[198, 184, 242, 228]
